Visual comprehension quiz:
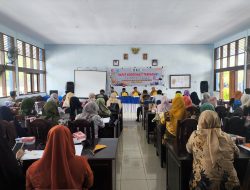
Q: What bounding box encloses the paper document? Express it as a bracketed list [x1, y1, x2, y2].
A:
[74, 145, 83, 156]
[101, 117, 110, 124]
[239, 144, 250, 152]
[21, 150, 44, 160]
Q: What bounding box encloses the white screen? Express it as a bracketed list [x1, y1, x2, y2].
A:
[74, 70, 107, 98]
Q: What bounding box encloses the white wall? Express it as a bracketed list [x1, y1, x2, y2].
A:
[45, 44, 213, 98]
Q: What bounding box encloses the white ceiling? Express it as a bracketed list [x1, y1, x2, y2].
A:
[1, 0, 250, 44]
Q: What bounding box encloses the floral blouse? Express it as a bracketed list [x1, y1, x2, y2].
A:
[186, 130, 240, 190]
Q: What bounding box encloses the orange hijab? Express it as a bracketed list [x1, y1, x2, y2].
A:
[183, 96, 193, 108]
[26, 125, 93, 190]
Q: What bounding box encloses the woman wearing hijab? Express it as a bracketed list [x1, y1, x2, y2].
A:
[157, 96, 171, 113]
[209, 96, 217, 107]
[107, 93, 122, 110]
[186, 110, 240, 190]
[164, 96, 186, 139]
[47, 93, 59, 105]
[0, 128, 25, 190]
[234, 94, 250, 116]
[96, 98, 111, 117]
[62, 92, 74, 108]
[200, 102, 215, 113]
[190, 91, 201, 106]
[83, 93, 96, 106]
[183, 90, 190, 96]
[201, 92, 211, 105]
[0, 106, 27, 137]
[42, 101, 60, 125]
[76, 101, 105, 138]
[183, 96, 193, 108]
[26, 125, 93, 189]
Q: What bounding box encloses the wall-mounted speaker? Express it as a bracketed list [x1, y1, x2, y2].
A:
[66, 81, 74, 93]
[200, 81, 208, 93]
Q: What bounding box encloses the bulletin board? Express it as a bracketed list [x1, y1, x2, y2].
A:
[169, 74, 191, 89]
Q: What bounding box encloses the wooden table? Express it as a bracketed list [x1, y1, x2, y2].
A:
[84, 138, 118, 190]
[166, 142, 250, 190]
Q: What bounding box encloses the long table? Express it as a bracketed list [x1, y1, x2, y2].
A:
[166, 142, 250, 190]
[22, 138, 118, 190]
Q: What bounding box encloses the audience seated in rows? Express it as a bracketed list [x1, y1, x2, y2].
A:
[26, 125, 93, 189]
[20, 98, 36, 116]
[96, 89, 108, 103]
[42, 101, 60, 125]
[186, 110, 240, 190]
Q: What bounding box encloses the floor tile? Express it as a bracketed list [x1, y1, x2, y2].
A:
[121, 180, 149, 190]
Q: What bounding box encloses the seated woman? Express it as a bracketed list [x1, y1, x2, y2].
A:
[183, 89, 190, 96]
[0, 106, 27, 137]
[234, 94, 250, 116]
[0, 127, 25, 190]
[201, 92, 210, 105]
[42, 101, 60, 125]
[62, 92, 74, 109]
[26, 125, 93, 189]
[186, 110, 240, 190]
[96, 98, 111, 118]
[157, 96, 171, 113]
[46, 93, 59, 105]
[233, 91, 242, 110]
[162, 96, 186, 141]
[20, 98, 36, 116]
[76, 102, 104, 138]
[209, 96, 218, 107]
[190, 91, 201, 106]
[107, 93, 122, 110]
[200, 102, 215, 113]
[83, 93, 96, 106]
[183, 96, 193, 108]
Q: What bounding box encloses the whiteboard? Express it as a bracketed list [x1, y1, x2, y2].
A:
[74, 70, 107, 98]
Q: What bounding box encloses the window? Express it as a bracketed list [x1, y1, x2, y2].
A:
[214, 38, 246, 100]
[17, 39, 46, 95]
[0, 33, 16, 97]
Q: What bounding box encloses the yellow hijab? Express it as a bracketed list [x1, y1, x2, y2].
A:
[167, 96, 186, 136]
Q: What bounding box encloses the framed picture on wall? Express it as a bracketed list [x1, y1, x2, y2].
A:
[123, 53, 128, 60]
[152, 59, 158, 66]
[113, 60, 119, 66]
[143, 53, 148, 60]
[169, 74, 191, 89]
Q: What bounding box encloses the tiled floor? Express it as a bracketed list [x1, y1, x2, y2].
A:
[116, 120, 166, 190]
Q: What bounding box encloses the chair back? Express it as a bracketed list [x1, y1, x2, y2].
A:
[0, 120, 17, 148]
[29, 119, 51, 146]
[215, 105, 227, 120]
[69, 97, 82, 120]
[109, 103, 120, 114]
[224, 116, 245, 137]
[176, 118, 197, 145]
[68, 119, 95, 140]
[242, 160, 250, 190]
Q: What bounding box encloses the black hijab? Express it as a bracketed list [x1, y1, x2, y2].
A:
[190, 92, 201, 106]
[0, 127, 25, 190]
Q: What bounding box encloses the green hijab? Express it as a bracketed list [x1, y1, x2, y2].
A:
[96, 98, 111, 117]
[200, 102, 215, 113]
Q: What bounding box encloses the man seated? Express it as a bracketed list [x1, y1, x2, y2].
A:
[131, 87, 141, 97]
[5, 91, 17, 107]
[150, 87, 157, 96]
[121, 88, 129, 96]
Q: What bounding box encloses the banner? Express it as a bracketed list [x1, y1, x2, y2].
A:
[110, 67, 164, 86]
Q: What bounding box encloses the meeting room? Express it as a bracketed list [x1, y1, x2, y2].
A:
[1, 0, 250, 190]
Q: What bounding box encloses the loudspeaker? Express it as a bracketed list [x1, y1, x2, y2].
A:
[49, 90, 58, 95]
[200, 81, 208, 93]
[66, 82, 74, 93]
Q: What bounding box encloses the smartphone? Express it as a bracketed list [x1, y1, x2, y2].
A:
[12, 142, 24, 155]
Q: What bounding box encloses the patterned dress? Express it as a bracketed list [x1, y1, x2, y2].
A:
[186, 130, 240, 190]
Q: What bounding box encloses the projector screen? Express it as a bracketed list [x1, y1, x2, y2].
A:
[74, 70, 107, 98]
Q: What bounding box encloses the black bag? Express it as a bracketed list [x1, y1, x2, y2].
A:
[109, 103, 119, 114]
